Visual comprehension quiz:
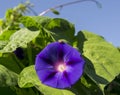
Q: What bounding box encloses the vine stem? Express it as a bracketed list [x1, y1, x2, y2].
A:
[39, 0, 101, 16]
[27, 43, 33, 65]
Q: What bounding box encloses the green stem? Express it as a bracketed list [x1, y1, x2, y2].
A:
[27, 43, 33, 65]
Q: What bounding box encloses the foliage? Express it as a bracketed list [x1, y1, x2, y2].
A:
[0, 2, 120, 95]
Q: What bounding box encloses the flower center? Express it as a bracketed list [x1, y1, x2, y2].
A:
[57, 64, 66, 72]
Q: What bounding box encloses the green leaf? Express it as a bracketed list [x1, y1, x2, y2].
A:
[32, 16, 52, 27]
[0, 30, 16, 40]
[19, 16, 54, 48]
[0, 19, 3, 26]
[0, 86, 41, 95]
[51, 8, 60, 15]
[20, 16, 75, 45]
[18, 65, 75, 95]
[44, 18, 75, 44]
[72, 74, 103, 95]
[11, 86, 41, 95]
[77, 30, 120, 90]
[5, 9, 13, 22]
[0, 28, 39, 53]
[21, 16, 52, 28]
[0, 53, 22, 73]
[0, 87, 17, 95]
[20, 16, 40, 31]
[32, 28, 55, 49]
[117, 47, 120, 52]
[32, 16, 55, 48]
[0, 64, 18, 87]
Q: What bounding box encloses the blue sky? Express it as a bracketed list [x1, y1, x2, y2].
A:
[0, 0, 120, 47]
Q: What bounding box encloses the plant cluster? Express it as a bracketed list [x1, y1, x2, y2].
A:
[0, 1, 120, 95]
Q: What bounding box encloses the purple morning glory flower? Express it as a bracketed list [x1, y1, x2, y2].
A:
[35, 42, 85, 89]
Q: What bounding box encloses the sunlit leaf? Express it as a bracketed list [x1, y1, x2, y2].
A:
[0, 41, 8, 50]
[77, 30, 120, 90]
[0, 28, 39, 53]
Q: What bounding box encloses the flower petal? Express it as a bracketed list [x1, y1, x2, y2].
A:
[65, 60, 85, 85]
[42, 72, 71, 88]
[62, 43, 82, 65]
[37, 42, 61, 65]
[56, 72, 71, 88]
[36, 68, 57, 84]
[35, 56, 53, 71]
